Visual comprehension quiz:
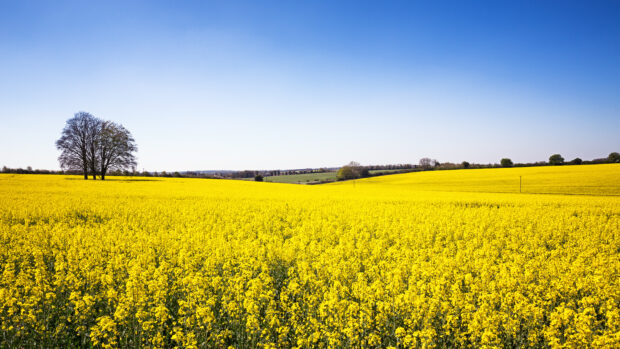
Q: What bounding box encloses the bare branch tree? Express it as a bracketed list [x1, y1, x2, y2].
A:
[98, 121, 137, 180]
[87, 121, 103, 180]
[419, 157, 432, 170]
[56, 112, 137, 180]
[55, 112, 101, 179]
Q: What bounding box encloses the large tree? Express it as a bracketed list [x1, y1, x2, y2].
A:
[56, 112, 101, 179]
[500, 158, 513, 167]
[337, 165, 358, 180]
[97, 121, 137, 180]
[56, 112, 137, 180]
[419, 157, 432, 170]
[336, 161, 368, 180]
[549, 154, 564, 165]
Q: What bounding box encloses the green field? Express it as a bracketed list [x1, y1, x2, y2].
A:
[368, 169, 408, 175]
[263, 169, 413, 183]
[263, 171, 338, 184]
[255, 169, 411, 183]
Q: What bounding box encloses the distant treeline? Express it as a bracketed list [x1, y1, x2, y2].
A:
[1, 166, 64, 175]
[336, 153, 620, 180]
[226, 168, 336, 179]
[0, 167, 143, 176]
[386, 153, 620, 172]
[3, 152, 618, 178]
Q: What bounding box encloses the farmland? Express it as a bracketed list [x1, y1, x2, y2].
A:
[0, 164, 619, 348]
[263, 172, 338, 184]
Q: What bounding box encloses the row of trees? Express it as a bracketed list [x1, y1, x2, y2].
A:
[333, 152, 620, 181]
[500, 152, 620, 167]
[56, 112, 137, 180]
[419, 153, 619, 171]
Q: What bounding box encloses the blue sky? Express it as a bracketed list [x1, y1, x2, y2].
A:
[1, 0, 618, 171]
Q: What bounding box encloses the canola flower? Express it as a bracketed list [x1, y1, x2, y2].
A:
[0, 164, 619, 348]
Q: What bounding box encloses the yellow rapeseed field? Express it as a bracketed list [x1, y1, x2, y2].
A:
[1, 164, 619, 348]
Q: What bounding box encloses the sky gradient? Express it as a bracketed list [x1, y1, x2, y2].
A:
[1, 0, 619, 171]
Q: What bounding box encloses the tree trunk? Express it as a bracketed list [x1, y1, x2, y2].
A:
[91, 162, 98, 180]
[83, 166, 88, 179]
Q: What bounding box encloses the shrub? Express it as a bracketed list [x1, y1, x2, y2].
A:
[337, 166, 357, 180]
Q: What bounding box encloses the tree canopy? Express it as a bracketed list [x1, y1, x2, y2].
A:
[549, 154, 564, 165]
[56, 112, 137, 180]
[336, 161, 369, 181]
[500, 158, 513, 167]
[56, 112, 100, 179]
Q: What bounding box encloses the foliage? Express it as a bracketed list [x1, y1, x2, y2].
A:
[609, 152, 620, 163]
[549, 154, 565, 165]
[500, 158, 513, 167]
[336, 162, 366, 181]
[336, 165, 357, 180]
[1, 164, 619, 348]
[254, 174, 264, 182]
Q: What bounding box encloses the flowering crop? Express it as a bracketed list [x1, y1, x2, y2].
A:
[1, 164, 619, 348]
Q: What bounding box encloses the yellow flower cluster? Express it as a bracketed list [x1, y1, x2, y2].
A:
[0, 164, 619, 348]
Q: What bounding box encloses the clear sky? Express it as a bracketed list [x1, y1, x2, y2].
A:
[1, 0, 618, 171]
